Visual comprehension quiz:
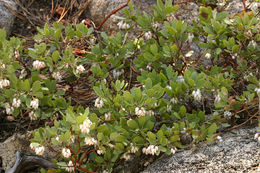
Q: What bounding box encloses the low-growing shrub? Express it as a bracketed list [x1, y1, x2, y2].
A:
[0, 0, 259, 172]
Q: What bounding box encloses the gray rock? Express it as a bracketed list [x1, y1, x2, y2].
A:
[0, 132, 57, 171]
[84, 0, 156, 36]
[0, 0, 17, 36]
[142, 128, 260, 173]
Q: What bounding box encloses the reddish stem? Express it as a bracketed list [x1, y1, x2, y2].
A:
[79, 149, 97, 166]
[95, 0, 131, 30]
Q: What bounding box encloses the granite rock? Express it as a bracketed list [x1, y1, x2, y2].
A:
[142, 128, 260, 173]
[0, 0, 17, 36]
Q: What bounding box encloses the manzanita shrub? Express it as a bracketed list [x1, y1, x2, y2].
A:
[0, 0, 259, 172]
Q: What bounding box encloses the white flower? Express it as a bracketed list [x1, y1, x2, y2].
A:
[254, 133, 259, 140]
[166, 85, 172, 90]
[185, 50, 194, 57]
[12, 98, 21, 108]
[52, 71, 62, 81]
[29, 111, 37, 120]
[85, 137, 97, 146]
[97, 149, 104, 155]
[142, 145, 158, 155]
[135, 107, 146, 116]
[35, 146, 45, 155]
[1, 63, 5, 70]
[147, 110, 154, 116]
[70, 135, 75, 143]
[112, 69, 124, 79]
[33, 60, 46, 70]
[80, 119, 92, 134]
[215, 94, 221, 103]
[176, 76, 185, 82]
[30, 98, 39, 110]
[62, 148, 71, 158]
[224, 111, 232, 118]
[123, 153, 131, 161]
[90, 37, 96, 44]
[171, 97, 178, 104]
[255, 88, 260, 95]
[232, 53, 237, 59]
[146, 64, 152, 71]
[166, 14, 175, 22]
[56, 136, 61, 143]
[66, 161, 74, 172]
[5, 104, 14, 115]
[192, 89, 202, 101]
[105, 112, 111, 121]
[205, 53, 211, 59]
[171, 147, 177, 154]
[130, 145, 139, 153]
[76, 65, 85, 74]
[30, 143, 37, 150]
[188, 33, 194, 42]
[144, 31, 152, 40]
[152, 22, 160, 29]
[64, 63, 69, 68]
[217, 136, 223, 142]
[95, 97, 104, 108]
[167, 105, 172, 112]
[0, 79, 10, 88]
[117, 21, 130, 29]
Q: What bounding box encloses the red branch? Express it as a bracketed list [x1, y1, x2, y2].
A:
[95, 0, 131, 30]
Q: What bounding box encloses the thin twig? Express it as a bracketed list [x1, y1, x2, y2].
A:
[95, 0, 131, 30]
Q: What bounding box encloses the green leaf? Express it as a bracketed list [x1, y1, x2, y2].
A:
[32, 81, 41, 93]
[147, 131, 156, 144]
[207, 123, 218, 136]
[52, 51, 60, 62]
[23, 79, 30, 91]
[127, 119, 139, 129]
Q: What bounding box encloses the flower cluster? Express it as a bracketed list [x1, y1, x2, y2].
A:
[205, 53, 211, 59]
[5, 103, 14, 115]
[62, 148, 71, 158]
[104, 112, 111, 121]
[85, 137, 98, 145]
[135, 107, 146, 116]
[66, 161, 74, 172]
[80, 119, 93, 134]
[171, 97, 178, 104]
[130, 145, 139, 153]
[33, 60, 46, 70]
[52, 71, 62, 80]
[30, 98, 39, 110]
[97, 149, 104, 155]
[30, 143, 45, 155]
[144, 31, 152, 40]
[95, 97, 104, 108]
[122, 153, 131, 161]
[171, 147, 177, 154]
[117, 21, 130, 30]
[0, 79, 10, 88]
[12, 98, 21, 108]
[29, 111, 37, 120]
[76, 65, 85, 74]
[142, 145, 158, 155]
[255, 88, 260, 95]
[224, 111, 232, 118]
[192, 89, 202, 101]
[112, 69, 124, 79]
[215, 94, 221, 103]
[254, 133, 260, 142]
